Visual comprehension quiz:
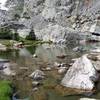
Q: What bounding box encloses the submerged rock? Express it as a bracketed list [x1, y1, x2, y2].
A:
[79, 98, 97, 100]
[90, 48, 100, 53]
[19, 67, 29, 70]
[45, 67, 51, 71]
[92, 61, 100, 71]
[32, 87, 38, 92]
[88, 53, 100, 61]
[58, 67, 67, 74]
[0, 64, 4, 70]
[87, 35, 100, 42]
[88, 53, 100, 71]
[29, 70, 45, 80]
[61, 55, 98, 90]
[54, 62, 61, 67]
[73, 46, 86, 52]
[54, 62, 67, 68]
[0, 59, 9, 63]
[32, 54, 38, 58]
[32, 81, 41, 87]
[56, 55, 66, 59]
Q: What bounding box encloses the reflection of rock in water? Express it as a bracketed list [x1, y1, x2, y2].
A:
[26, 46, 36, 55]
[16, 48, 34, 67]
[19, 48, 32, 57]
[35, 44, 66, 63]
[35, 44, 77, 64]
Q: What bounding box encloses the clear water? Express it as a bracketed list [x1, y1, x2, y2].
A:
[0, 43, 100, 100]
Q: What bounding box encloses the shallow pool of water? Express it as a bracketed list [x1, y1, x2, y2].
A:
[0, 43, 100, 100]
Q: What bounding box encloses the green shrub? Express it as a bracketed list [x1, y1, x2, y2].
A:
[0, 28, 13, 39]
[0, 80, 13, 100]
[12, 33, 20, 41]
[26, 35, 34, 40]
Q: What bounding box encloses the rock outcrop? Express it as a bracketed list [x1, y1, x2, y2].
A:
[61, 55, 98, 90]
[35, 23, 80, 43]
[0, 0, 100, 43]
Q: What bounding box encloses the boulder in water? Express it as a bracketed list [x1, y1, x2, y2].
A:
[61, 55, 98, 90]
[29, 70, 45, 80]
[3, 63, 16, 76]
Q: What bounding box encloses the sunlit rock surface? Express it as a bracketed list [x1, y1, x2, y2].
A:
[35, 24, 80, 43]
[0, 0, 100, 43]
[61, 55, 98, 90]
[0, 0, 8, 10]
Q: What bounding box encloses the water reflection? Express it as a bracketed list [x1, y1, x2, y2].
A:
[35, 44, 80, 65]
[19, 48, 32, 57]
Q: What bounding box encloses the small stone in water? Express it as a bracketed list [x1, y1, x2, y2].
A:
[56, 55, 66, 59]
[71, 58, 78, 62]
[32, 81, 40, 87]
[58, 67, 67, 74]
[32, 87, 38, 92]
[69, 63, 73, 66]
[60, 63, 66, 67]
[20, 67, 29, 70]
[54, 62, 61, 67]
[29, 70, 45, 80]
[46, 67, 51, 71]
[33, 54, 37, 58]
[73, 47, 79, 52]
[0, 64, 4, 70]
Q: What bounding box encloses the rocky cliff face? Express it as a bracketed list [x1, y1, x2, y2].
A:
[0, 0, 100, 43]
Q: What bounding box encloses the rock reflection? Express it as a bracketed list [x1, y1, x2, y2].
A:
[35, 44, 76, 64]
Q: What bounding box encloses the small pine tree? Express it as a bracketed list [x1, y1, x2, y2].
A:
[26, 27, 36, 40]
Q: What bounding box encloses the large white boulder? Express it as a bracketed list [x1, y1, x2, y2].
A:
[61, 55, 98, 90]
